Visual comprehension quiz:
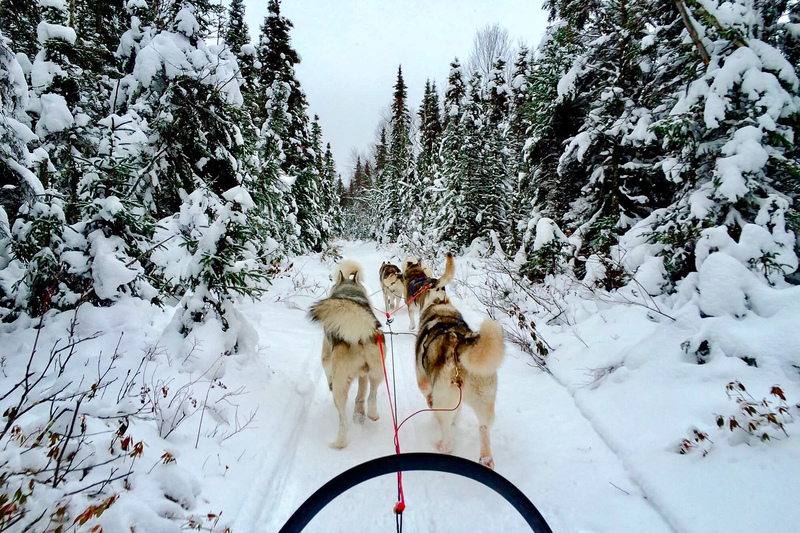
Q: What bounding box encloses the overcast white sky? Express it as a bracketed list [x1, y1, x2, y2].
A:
[241, 1, 550, 178]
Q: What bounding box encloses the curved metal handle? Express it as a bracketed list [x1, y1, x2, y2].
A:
[278, 452, 553, 532]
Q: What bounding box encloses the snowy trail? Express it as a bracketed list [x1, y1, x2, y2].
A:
[234, 241, 674, 532]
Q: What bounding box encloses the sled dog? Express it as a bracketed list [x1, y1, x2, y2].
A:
[414, 253, 505, 469]
[402, 256, 434, 330]
[308, 259, 384, 448]
[379, 262, 405, 312]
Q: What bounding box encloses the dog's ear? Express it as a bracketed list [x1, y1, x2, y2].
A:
[353, 270, 361, 284]
[338, 271, 345, 283]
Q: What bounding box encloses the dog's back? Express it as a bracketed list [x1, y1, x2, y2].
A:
[416, 303, 504, 379]
[309, 260, 379, 346]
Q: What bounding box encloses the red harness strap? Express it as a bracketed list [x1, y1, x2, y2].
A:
[373, 285, 431, 320]
[376, 333, 406, 514]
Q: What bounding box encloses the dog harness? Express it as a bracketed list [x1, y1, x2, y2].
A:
[409, 277, 431, 298]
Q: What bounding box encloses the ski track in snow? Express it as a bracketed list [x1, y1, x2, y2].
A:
[234, 241, 675, 532]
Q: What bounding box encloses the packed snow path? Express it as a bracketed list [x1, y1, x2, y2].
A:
[230, 241, 673, 532]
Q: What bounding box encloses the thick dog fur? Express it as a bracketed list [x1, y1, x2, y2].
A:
[308, 260, 384, 449]
[414, 253, 505, 469]
[379, 262, 404, 312]
[401, 256, 439, 330]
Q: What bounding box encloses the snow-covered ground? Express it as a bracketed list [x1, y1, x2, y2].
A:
[4, 240, 799, 532]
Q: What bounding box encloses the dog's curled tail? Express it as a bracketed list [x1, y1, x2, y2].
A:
[332, 259, 365, 285]
[308, 299, 379, 345]
[460, 319, 505, 376]
[435, 253, 456, 288]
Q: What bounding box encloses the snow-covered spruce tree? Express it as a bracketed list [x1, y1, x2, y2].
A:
[0, 0, 41, 60]
[433, 58, 468, 246]
[414, 79, 442, 234]
[224, 0, 249, 53]
[114, 3, 280, 342]
[506, 45, 534, 252]
[374, 125, 389, 190]
[637, 0, 800, 284]
[224, 0, 257, 98]
[521, 21, 585, 225]
[322, 142, 342, 235]
[254, 0, 327, 251]
[379, 65, 413, 241]
[0, 33, 59, 320]
[554, 0, 673, 257]
[0, 32, 38, 239]
[449, 73, 486, 248]
[3, 0, 104, 317]
[480, 56, 513, 251]
[73, 0, 128, 74]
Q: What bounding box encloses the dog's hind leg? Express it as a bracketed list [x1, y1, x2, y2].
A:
[353, 376, 367, 424]
[367, 374, 381, 421]
[432, 380, 460, 454]
[330, 371, 351, 449]
[473, 398, 496, 469]
[407, 303, 416, 330]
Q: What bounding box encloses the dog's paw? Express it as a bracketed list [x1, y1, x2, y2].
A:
[426, 394, 433, 408]
[329, 439, 347, 449]
[368, 410, 379, 421]
[436, 439, 453, 454]
[409, 324, 416, 331]
[479, 455, 495, 470]
[353, 411, 366, 424]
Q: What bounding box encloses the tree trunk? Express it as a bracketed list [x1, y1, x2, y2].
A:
[673, 0, 711, 66]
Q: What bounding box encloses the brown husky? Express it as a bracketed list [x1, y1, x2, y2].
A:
[308, 260, 384, 449]
[402, 256, 434, 330]
[414, 253, 505, 469]
[379, 262, 404, 312]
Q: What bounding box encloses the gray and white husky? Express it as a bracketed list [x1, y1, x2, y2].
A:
[308, 260, 384, 448]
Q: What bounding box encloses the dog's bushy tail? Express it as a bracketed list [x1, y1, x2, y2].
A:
[308, 298, 379, 345]
[332, 259, 365, 285]
[460, 319, 505, 376]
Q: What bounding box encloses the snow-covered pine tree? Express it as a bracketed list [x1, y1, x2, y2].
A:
[0, 0, 41, 60]
[433, 58, 468, 245]
[506, 45, 533, 252]
[255, 0, 326, 251]
[113, 2, 279, 338]
[522, 21, 585, 225]
[415, 79, 442, 233]
[224, 0, 257, 98]
[481, 57, 513, 251]
[0, 32, 37, 238]
[322, 142, 342, 235]
[380, 65, 413, 241]
[639, 0, 800, 284]
[555, 1, 672, 257]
